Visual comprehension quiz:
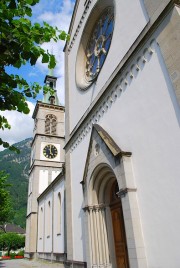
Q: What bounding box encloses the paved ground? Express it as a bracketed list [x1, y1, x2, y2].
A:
[0, 259, 64, 268]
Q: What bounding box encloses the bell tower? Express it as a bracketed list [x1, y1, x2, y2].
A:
[25, 72, 65, 259]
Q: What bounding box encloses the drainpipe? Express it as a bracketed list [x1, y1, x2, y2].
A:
[51, 188, 54, 263]
[36, 202, 39, 259]
[43, 202, 45, 257]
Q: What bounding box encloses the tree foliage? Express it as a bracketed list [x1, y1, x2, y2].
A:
[0, 232, 25, 256]
[0, 0, 69, 151]
[0, 171, 13, 225]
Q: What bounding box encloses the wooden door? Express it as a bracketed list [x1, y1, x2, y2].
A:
[110, 183, 129, 268]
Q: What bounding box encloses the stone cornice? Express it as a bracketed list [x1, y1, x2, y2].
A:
[31, 133, 65, 148]
[29, 161, 64, 175]
[32, 101, 65, 119]
[117, 188, 137, 198]
[83, 203, 106, 211]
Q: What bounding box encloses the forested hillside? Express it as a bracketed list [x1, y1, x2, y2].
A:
[0, 138, 32, 228]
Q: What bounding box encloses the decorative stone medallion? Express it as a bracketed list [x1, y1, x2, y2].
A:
[94, 143, 100, 156]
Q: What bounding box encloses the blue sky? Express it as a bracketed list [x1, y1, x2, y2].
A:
[0, 0, 75, 150]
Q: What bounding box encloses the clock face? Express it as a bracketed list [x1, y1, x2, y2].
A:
[43, 144, 58, 159]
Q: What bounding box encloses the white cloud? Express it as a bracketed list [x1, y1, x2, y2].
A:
[0, 102, 35, 151]
[29, 72, 38, 77]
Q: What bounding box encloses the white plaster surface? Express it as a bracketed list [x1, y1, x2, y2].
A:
[69, 41, 180, 267]
[39, 170, 48, 194]
[52, 170, 60, 182]
[70, 135, 90, 261]
[37, 180, 65, 254]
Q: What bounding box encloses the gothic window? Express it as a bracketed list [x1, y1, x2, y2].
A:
[39, 207, 43, 239]
[49, 81, 53, 88]
[45, 114, 57, 135]
[57, 192, 61, 235]
[49, 95, 55, 105]
[46, 201, 51, 238]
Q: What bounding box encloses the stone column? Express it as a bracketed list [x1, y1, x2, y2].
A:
[84, 204, 111, 268]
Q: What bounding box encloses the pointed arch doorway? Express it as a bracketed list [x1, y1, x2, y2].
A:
[110, 182, 129, 268]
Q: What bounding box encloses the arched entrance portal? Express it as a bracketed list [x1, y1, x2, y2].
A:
[110, 182, 129, 268]
[82, 125, 147, 267]
[84, 164, 129, 268]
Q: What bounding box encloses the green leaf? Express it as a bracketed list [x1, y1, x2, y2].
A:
[25, 7, 32, 17]
[48, 55, 56, 69]
[42, 54, 49, 63]
[59, 31, 67, 41]
[30, 55, 37, 65]
[26, 0, 33, 4]
[25, 92, 32, 97]
[31, 0, 40, 5]
[34, 23, 40, 28]
[3, 142, 10, 148]
[23, 106, 30, 114]
[22, 24, 30, 33]
[9, 146, 20, 154]
[14, 60, 21, 69]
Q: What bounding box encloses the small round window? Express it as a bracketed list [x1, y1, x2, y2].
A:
[76, 4, 114, 90]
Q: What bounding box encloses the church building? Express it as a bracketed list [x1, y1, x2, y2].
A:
[25, 1, 180, 268]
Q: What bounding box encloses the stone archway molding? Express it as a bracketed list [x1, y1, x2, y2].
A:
[82, 124, 147, 268]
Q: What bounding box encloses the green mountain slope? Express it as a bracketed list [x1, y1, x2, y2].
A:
[0, 138, 32, 228]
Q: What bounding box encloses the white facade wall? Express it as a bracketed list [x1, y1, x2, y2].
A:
[39, 170, 48, 194]
[52, 171, 60, 182]
[69, 41, 180, 266]
[37, 178, 65, 256]
[66, 1, 180, 266]
[70, 136, 89, 261]
[99, 43, 180, 267]
[53, 180, 65, 253]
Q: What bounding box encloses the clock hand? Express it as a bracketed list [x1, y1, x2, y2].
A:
[50, 145, 52, 155]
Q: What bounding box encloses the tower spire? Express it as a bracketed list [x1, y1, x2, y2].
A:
[43, 68, 60, 106]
